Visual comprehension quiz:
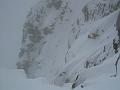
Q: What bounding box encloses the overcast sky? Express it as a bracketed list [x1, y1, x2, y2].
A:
[0, 0, 40, 68]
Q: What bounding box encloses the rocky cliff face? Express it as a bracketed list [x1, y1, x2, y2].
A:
[82, 0, 120, 21]
[17, 0, 72, 78]
[116, 11, 120, 41]
[17, 0, 120, 87]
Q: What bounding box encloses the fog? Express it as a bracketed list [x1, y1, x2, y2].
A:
[0, 0, 40, 68]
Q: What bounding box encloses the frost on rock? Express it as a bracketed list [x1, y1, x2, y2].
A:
[82, 0, 120, 22]
[17, 0, 120, 89]
[17, 0, 71, 78]
[116, 11, 120, 40]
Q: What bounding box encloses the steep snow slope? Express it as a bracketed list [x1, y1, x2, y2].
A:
[17, 0, 88, 78]
[54, 9, 120, 86]
[17, 0, 120, 88]
[0, 53, 120, 90]
[0, 0, 120, 90]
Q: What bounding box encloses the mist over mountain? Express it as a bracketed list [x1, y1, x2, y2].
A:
[1, 0, 120, 90]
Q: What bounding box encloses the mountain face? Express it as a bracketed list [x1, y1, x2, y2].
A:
[17, 0, 120, 88]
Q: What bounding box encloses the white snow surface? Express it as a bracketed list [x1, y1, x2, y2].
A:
[0, 0, 120, 90]
[0, 52, 120, 90]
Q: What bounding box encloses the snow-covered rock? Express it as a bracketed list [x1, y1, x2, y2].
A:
[17, 0, 120, 88]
